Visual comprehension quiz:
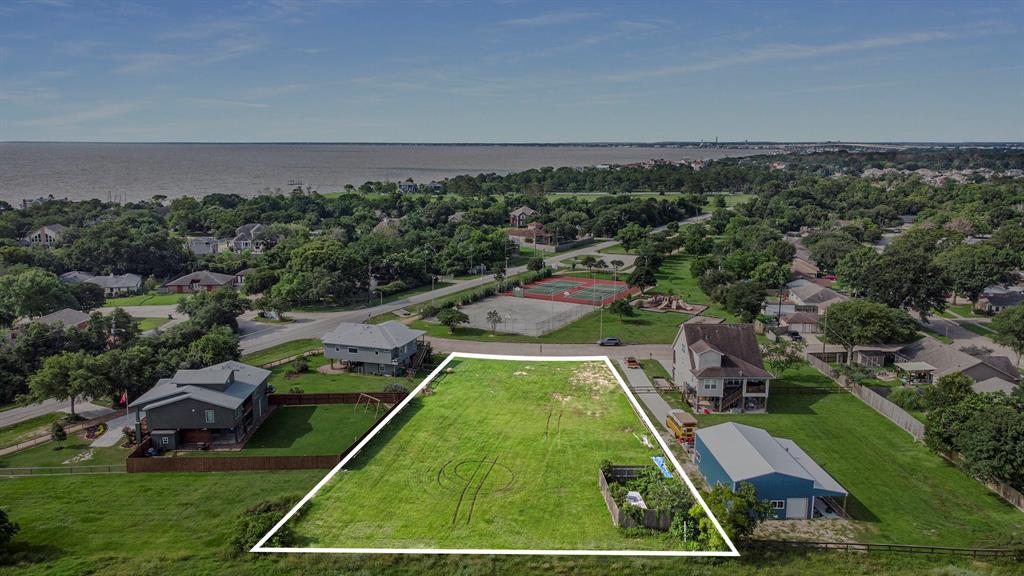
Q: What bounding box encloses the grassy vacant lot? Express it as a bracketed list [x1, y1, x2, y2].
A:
[0, 437, 129, 469]
[105, 291, 186, 307]
[240, 338, 322, 366]
[0, 413, 63, 450]
[187, 405, 380, 457]
[703, 193, 754, 213]
[136, 317, 170, 331]
[411, 307, 685, 345]
[0, 465, 1019, 574]
[648, 255, 739, 322]
[268, 355, 420, 393]
[284, 358, 691, 551]
[695, 363, 1024, 547]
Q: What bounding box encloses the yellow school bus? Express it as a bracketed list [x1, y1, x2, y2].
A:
[666, 409, 697, 444]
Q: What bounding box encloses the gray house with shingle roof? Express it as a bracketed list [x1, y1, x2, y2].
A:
[162, 270, 237, 293]
[128, 361, 270, 449]
[672, 323, 772, 413]
[61, 271, 142, 296]
[322, 321, 426, 376]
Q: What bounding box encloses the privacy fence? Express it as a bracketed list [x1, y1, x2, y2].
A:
[747, 539, 1021, 558]
[126, 391, 406, 474]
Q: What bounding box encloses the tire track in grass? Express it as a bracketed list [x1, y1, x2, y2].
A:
[464, 456, 499, 525]
[450, 457, 488, 527]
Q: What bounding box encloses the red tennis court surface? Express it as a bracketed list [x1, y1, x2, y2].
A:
[506, 276, 638, 306]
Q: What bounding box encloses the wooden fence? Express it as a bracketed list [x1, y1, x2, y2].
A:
[259, 348, 324, 369]
[747, 539, 1020, 558]
[939, 451, 1024, 513]
[598, 466, 673, 531]
[127, 392, 406, 474]
[805, 353, 925, 440]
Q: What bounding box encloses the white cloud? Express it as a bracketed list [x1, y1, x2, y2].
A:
[501, 10, 599, 27]
[188, 97, 271, 109]
[18, 102, 142, 127]
[606, 30, 958, 82]
[113, 52, 187, 74]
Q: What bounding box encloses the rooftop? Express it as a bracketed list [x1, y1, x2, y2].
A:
[322, 320, 425, 350]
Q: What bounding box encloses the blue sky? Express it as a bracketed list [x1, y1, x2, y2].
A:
[0, 0, 1021, 142]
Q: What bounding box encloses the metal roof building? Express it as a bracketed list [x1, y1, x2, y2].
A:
[695, 422, 848, 520]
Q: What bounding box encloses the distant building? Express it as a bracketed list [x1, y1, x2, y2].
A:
[506, 221, 556, 246]
[162, 270, 236, 293]
[322, 321, 426, 376]
[373, 217, 403, 235]
[22, 224, 66, 247]
[893, 337, 1019, 392]
[228, 223, 266, 253]
[14, 307, 91, 330]
[186, 236, 225, 255]
[977, 291, 1024, 314]
[128, 361, 271, 449]
[447, 211, 466, 224]
[672, 323, 772, 413]
[60, 271, 142, 297]
[695, 422, 848, 519]
[779, 311, 819, 334]
[509, 206, 538, 228]
[398, 178, 418, 193]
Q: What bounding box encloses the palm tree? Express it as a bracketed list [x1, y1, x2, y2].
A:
[486, 309, 503, 334]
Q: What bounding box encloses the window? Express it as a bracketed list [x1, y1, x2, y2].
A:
[704, 379, 720, 390]
[693, 451, 701, 464]
[205, 409, 215, 424]
[160, 437, 169, 445]
[770, 500, 785, 510]
[348, 347, 358, 354]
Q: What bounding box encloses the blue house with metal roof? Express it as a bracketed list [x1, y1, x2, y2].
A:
[694, 422, 848, 519]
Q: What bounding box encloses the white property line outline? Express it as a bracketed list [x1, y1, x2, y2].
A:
[252, 352, 740, 557]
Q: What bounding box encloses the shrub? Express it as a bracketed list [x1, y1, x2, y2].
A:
[288, 386, 305, 394]
[291, 356, 309, 373]
[228, 495, 304, 554]
[0, 509, 18, 555]
[383, 383, 408, 394]
[888, 386, 925, 411]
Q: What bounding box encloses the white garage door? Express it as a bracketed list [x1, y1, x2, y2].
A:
[785, 498, 808, 519]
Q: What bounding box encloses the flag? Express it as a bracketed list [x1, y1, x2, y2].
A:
[120, 391, 128, 405]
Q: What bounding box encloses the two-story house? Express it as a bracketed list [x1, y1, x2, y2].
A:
[508, 206, 538, 228]
[321, 321, 426, 376]
[22, 224, 66, 247]
[672, 323, 772, 413]
[228, 223, 266, 253]
[128, 361, 271, 450]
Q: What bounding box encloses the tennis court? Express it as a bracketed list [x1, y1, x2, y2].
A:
[510, 276, 637, 306]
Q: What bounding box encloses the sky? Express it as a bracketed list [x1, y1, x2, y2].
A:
[0, 0, 1021, 143]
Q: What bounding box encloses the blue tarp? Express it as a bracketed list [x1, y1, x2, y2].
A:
[651, 456, 673, 478]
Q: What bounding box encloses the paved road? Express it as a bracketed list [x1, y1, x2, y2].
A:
[425, 337, 673, 364]
[918, 314, 1020, 363]
[1, 398, 113, 428]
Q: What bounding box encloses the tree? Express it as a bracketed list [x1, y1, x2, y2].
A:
[699, 481, 771, 543]
[486, 309, 502, 334]
[760, 338, 805, 377]
[935, 244, 1014, 305]
[723, 281, 764, 323]
[803, 231, 860, 272]
[609, 259, 625, 276]
[185, 326, 241, 367]
[580, 254, 598, 273]
[822, 300, 917, 364]
[925, 372, 976, 410]
[0, 268, 76, 322]
[177, 288, 250, 332]
[627, 266, 657, 294]
[750, 260, 789, 289]
[615, 223, 649, 250]
[990, 306, 1024, 367]
[526, 256, 545, 272]
[956, 404, 1024, 486]
[0, 508, 18, 553]
[608, 298, 635, 320]
[436, 308, 469, 334]
[68, 281, 106, 311]
[28, 351, 110, 417]
[50, 421, 67, 448]
[835, 246, 878, 295]
[864, 242, 950, 320]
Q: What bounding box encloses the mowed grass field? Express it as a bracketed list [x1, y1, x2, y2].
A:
[695, 363, 1024, 547]
[284, 358, 700, 551]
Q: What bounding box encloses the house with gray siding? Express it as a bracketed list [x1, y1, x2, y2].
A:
[695, 423, 848, 519]
[672, 323, 772, 413]
[322, 321, 425, 376]
[128, 361, 270, 450]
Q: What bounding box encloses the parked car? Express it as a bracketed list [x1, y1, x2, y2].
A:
[788, 332, 803, 341]
[598, 336, 621, 346]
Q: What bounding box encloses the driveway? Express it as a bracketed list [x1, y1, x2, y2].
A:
[90, 412, 130, 447]
[617, 355, 674, 428]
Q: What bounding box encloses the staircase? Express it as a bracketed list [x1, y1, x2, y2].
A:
[721, 386, 743, 412]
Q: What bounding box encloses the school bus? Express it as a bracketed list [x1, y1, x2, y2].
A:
[666, 409, 697, 444]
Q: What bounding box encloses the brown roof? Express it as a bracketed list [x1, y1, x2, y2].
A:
[781, 311, 819, 325]
[682, 323, 772, 379]
[163, 270, 235, 288]
[980, 355, 1021, 383]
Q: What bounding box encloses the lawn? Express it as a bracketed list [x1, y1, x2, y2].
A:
[958, 321, 996, 337]
[104, 291, 186, 307]
[269, 354, 420, 393]
[185, 405, 380, 457]
[0, 413, 64, 450]
[598, 243, 632, 255]
[694, 363, 1024, 547]
[135, 317, 170, 331]
[648, 255, 739, 322]
[703, 193, 754, 213]
[637, 359, 689, 411]
[916, 324, 953, 345]
[292, 281, 455, 312]
[240, 338, 322, 366]
[948, 303, 986, 318]
[0, 470, 1019, 574]
[282, 358, 697, 551]
[0, 436, 129, 469]
[411, 308, 686, 345]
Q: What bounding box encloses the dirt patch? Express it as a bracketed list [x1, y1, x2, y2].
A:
[753, 518, 861, 543]
[569, 362, 616, 394]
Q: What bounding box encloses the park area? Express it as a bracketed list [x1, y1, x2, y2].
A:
[274, 357, 718, 552]
[693, 362, 1024, 547]
[511, 275, 636, 306]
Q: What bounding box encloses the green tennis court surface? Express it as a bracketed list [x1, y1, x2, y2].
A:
[571, 285, 627, 300]
[523, 280, 584, 295]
